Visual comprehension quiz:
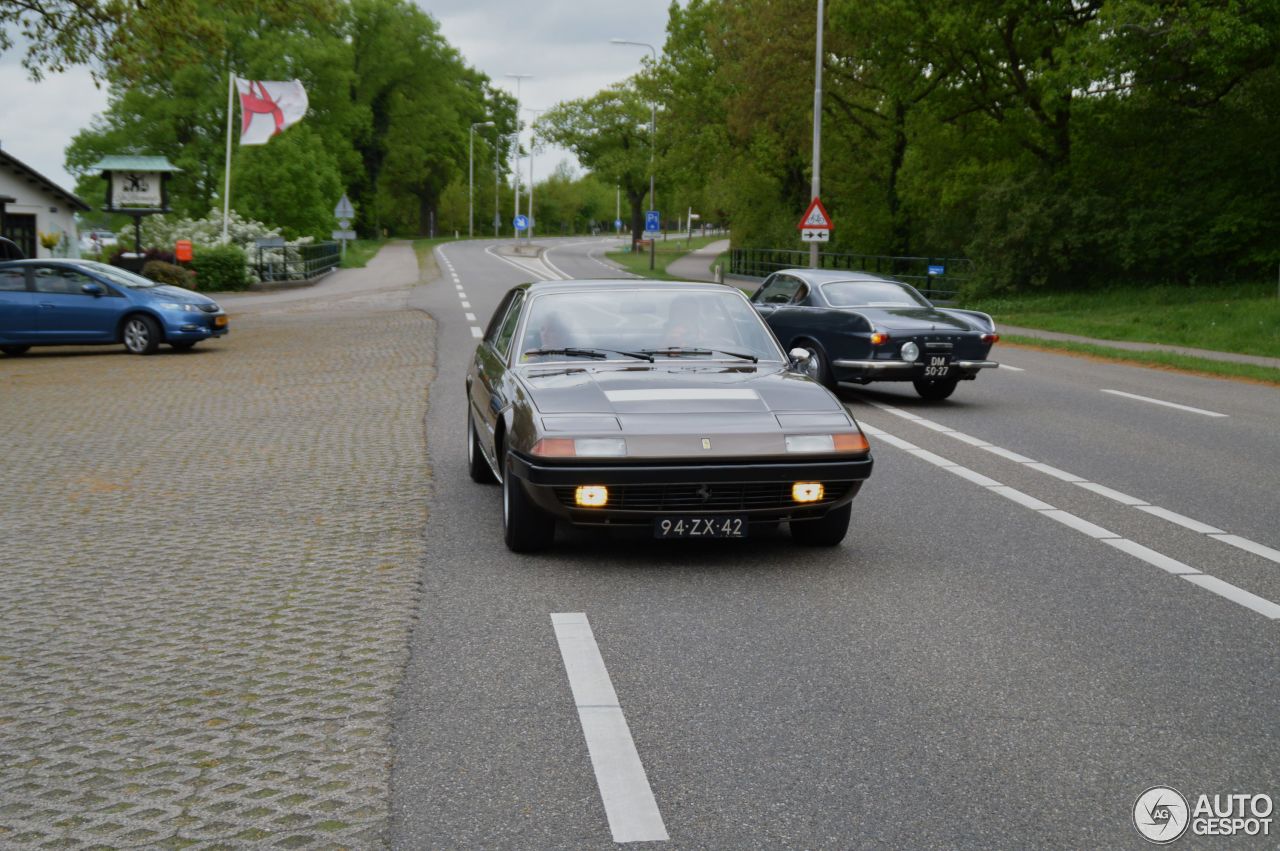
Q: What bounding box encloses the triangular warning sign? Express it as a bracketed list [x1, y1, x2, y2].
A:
[797, 197, 833, 230]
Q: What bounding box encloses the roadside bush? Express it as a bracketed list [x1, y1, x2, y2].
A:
[141, 260, 195, 288]
[190, 245, 249, 291]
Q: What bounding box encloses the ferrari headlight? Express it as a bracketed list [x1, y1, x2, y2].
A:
[785, 433, 870, 454]
[531, 437, 626, 457]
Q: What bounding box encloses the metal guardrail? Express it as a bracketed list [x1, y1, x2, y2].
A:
[255, 241, 341, 283]
[729, 248, 974, 301]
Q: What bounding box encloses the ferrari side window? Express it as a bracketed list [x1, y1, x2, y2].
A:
[483, 290, 517, 343]
[494, 291, 525, 358]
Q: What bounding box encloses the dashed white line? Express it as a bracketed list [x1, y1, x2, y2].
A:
[455, 284, 464, 290]
[856, 415, 1280, 620]
[470, 326, 482, 338]
[1100, 388, 1229, 418]
[465, 312, 476, 321]
[1000, 363, 1026, 372]
[551, 613, 669, 844]
[859, 399, 1278, 567]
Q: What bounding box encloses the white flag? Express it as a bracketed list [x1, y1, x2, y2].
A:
[236, 78, 308, 146]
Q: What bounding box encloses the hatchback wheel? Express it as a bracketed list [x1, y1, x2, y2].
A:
[503, 452, 555, 553]
[122, 315, 161, 355]
[0, 345, 30, 356]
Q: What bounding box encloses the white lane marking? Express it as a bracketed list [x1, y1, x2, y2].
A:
[457, 292, 467, 299]
[858, 401, 1279, 563]
[944, 465, 1003, 488]
[1209, 534, 1280, 566]
[1103, 538, 1199, 575]
[999, 363, 1026, 372]
[1025, 463, 1086, 483]
[455, 284, 464, 290]
[907, 448, 954, 467]
[484, 243, 567, 280]
[461, 301, 471, 308]
[853, 417, 1280, 620]
[465, 312, 476, 321]
[980, 445, 1036, 464]
[1100, 388, 1229, 418]
[470, 326, 482, 338]
[1181, 575, 1280, 620]
[1040, 510, 1118, 539]
[1134, 505, 1225, 535]
[988, 485, 1055, 511]
[1074, 481, 1149, 506]
[551, 613, 669, 843]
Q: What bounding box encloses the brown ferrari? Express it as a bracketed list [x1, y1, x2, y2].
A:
[466, 280, 874, 552]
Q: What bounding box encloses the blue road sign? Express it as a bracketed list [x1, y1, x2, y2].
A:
[514, 214, 529, 231]
[928, 264, 945, 276]
[614, 218, 623, 230]
[645, 210, 660, 233]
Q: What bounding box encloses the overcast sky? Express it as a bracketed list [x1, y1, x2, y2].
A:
[0, 2, 672, 201]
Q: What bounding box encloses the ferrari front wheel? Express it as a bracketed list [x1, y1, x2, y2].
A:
[790, 503, 851, 546]
[503, 453, 555, 553]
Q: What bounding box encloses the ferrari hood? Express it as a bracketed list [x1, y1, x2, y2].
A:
[519, 363, 842, 415]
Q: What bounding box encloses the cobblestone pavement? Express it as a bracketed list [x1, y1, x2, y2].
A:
[0, 263, 434, 848]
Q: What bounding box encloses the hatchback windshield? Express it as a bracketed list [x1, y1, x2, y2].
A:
[821, 280, 930, 308]
[80, 261, 158, 289]
[518, 288, 785, 363]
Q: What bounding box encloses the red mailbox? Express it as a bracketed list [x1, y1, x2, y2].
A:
[175, 239, 193, 262]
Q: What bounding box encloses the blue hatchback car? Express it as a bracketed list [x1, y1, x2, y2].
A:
[0, 259, 228, 356]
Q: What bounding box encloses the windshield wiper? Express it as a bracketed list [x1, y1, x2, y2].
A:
[523, 347, 654, 362]
[640, 347, 758, 363]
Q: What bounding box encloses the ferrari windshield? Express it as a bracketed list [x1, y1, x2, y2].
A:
[518, 288, 785, 363]
[821, 280, 931, 308]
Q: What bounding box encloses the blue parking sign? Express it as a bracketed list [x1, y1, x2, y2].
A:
[645, 210, 660, 233]
[514, 214, 529, 232]
[614, 218, 623, 231]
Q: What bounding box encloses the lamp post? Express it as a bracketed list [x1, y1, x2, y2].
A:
[469, 121, 494, 239]
[810, 0, 825, 269]
[610, 38, 657, 269]
[523, 107, 545, 243]
[506, 73, 533, 237]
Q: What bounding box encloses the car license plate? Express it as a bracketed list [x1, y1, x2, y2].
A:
[655, 515, 747, 539]
[923, 354, 951, 377]
[214, 315, 228, 327]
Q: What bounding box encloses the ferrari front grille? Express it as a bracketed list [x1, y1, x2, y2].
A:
[552, 481, 854, 512]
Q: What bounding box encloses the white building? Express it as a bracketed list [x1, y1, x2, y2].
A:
[0, 147, 90, 259]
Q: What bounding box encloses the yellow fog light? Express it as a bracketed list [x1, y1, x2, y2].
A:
[575, 485, 609, 507]
[792, 482, 824, 503]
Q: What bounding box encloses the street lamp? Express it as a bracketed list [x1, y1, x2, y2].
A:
[469, 121, 494, 239]
[524, 107, 545, 243]
[809, 0, 825, 269]
[610, 38, 657, 269]
[506, 73, 533, 236]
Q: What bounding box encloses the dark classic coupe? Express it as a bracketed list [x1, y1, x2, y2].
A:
[751, 269, 999, 400]
[466, 280, 874, 552]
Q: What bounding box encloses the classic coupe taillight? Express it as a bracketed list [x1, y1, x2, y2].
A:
[870, 331, 890, 346]
[981, 333, 1000, 345]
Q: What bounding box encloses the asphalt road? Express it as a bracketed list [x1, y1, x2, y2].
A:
[391, 236, 1279, 849]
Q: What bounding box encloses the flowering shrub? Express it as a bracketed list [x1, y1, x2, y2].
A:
[145, 209, 315, 284]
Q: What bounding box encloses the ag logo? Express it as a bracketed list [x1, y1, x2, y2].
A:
[1134, 786, 1190, 844]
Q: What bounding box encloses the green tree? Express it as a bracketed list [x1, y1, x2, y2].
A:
[232, 125, 343, 239]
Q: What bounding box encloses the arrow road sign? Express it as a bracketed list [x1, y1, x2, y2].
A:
[334, 194, 355, 220]
[800, 229, 830, 242]
[514, 214, 529, 231]
[797, 197, 833, 230]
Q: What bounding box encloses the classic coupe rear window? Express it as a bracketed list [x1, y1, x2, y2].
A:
[519, 288, 785, 362]
[821, 280, 931, 308]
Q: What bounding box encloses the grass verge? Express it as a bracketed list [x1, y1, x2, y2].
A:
[338, 239, 387, 269]
[967, 282, 1280, 359]
[605, 234, 727, 280]
[1002, 335, 1280, 386]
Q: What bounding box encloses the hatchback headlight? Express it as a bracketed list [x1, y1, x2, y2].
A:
[160, 302, 203, 312]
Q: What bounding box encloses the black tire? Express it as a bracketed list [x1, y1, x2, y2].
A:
[913, 377, 958, 401]
[121, 314, 161, 355]
[790, 502, 852, 546]
[467, 407, 497, 484]
[1, 345, 30, 356]
[796, 341, 834, 389]
[170, 341, 197, 351]
[502, 452, 555, 552]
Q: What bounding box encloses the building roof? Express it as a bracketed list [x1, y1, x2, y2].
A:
[0, 150, 91, 212]
[89, 156, 183, 173]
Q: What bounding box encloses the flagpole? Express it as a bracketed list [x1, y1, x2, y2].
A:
[222, 72, 235, 243]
